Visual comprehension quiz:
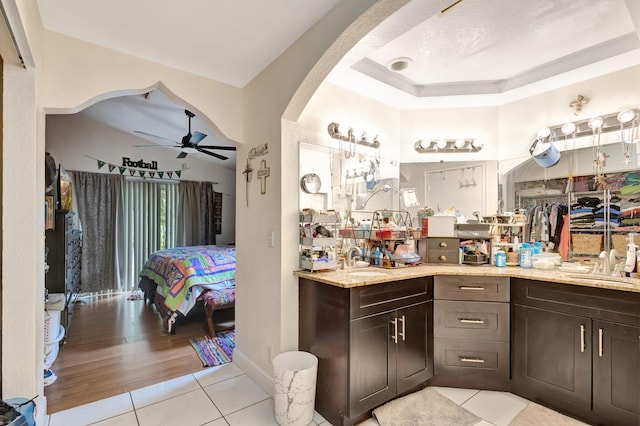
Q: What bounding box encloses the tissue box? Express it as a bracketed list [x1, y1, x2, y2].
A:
[426, 216, 455, 237]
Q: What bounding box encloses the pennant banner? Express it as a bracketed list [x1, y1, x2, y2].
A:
[85, 155, 183, 180]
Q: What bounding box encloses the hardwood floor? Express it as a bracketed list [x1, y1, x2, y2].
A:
[44, 293, 210, 414]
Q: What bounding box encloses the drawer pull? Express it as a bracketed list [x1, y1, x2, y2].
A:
[580, 324, 585, 353]
[459, 357, 485, 364]
[458, 286, 485, 291]
[598, 328, 603, 358]
[391, 318, 398, 344]
[459, 318, 485, 324]
[398, 315, 406, 341]
[439, 255, 447, 262]
[439, 242, 448, 248]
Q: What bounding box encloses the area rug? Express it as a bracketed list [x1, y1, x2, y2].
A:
[510, 402, 587, 425]
[372, 387, 481, 426]
[189, 329, 235, 367]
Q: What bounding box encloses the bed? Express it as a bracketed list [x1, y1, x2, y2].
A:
[138, 245, 236, 335]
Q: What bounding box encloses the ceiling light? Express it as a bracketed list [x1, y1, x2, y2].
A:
[387, 57, 413, 72]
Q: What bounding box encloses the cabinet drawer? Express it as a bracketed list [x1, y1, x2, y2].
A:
[426, 237, 458, 250]
[350, 277, 433, 319]
[512, 278, 640, 326]
[434, 338, 510, 378]
[435, 275, 509, 302]
[434, 300, 509, 341]
[426, 249, 459, 264]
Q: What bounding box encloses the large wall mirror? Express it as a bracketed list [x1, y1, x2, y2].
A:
[299, 142, 499, 224]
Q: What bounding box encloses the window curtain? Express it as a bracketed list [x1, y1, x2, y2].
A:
[177, 181, 217, 246]
[73, 171, 125, 293]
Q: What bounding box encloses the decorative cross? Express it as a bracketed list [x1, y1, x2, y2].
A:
[257, 159, 270, 195]
[242, 159, 253, 207]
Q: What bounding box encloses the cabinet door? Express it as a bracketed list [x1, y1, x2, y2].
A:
[350, 311, 397, 417]
[592, 320, 640, 426]
[396, 301, 433, 395]
[512, 305, 591, 415]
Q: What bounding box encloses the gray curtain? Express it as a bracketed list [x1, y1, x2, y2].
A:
[73, 171, 125, 292]
[177, 180, 217, 246]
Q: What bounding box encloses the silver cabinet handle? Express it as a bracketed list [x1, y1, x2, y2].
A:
[398, 315, 406, 341]
[391, 317, 398, 344]
[580, 324, 585, 353]
[460, 357, 485, 364]
[598, 328, 604, 358]
[459, 318, 485, 324]
[458, 286, 485, 291]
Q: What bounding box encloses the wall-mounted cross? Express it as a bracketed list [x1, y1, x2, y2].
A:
[257, 159, 270, 195]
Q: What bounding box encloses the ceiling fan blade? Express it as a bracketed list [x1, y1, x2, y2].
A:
[133, 143, 181, 148]
[177, 151, 188, 159]
[196, 145, 236, 151]
[190, 131, 207, 144]
[197, 147, 228, 160]
[134, 130, 179, 144]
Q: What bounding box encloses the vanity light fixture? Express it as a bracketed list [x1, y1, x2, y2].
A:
[327, 122, 381, 149]
[414, 138, 482, 153]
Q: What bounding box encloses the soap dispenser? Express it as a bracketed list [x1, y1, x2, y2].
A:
[624, 233, 638, 277]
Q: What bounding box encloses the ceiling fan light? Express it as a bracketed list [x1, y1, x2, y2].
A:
[182, 147, 197, 153]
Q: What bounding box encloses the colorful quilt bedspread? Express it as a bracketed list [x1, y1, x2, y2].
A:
[139, 245, 235, 312]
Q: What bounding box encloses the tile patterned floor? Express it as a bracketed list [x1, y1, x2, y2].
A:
[45, 362, 587, 426]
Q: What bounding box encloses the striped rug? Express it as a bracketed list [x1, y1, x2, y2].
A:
[189, 329, 235, 367]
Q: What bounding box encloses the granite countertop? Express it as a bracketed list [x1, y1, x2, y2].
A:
[295, 264, 640, 293]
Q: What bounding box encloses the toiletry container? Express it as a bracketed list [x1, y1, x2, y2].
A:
[624, 234, 638, 277]
[520, 243, 532, 269]
[495, 249, 506, 267]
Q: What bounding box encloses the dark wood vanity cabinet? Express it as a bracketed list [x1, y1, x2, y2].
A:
[511, 278, 640, 426]
[432, 275, 510, 390]
[299, 277, 433, 426]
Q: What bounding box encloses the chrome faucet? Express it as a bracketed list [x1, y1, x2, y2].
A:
[346, 246, 363, 267]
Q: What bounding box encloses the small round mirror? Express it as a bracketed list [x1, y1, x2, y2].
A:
[300, 173, 321, 194]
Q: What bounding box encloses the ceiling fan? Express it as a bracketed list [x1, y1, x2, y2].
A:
[134, 109, 236, 160]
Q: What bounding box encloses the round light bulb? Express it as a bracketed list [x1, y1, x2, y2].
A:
[454, 139, 466, 149]
[588, 116, 604, 130]
[617, 110, 637, 124]
[472, 139, 484, 149]
[537, 127, 551, 138]
[436, 139, 448, 150]
[419, 139, 430, 150]
[561, 122, 576, 136]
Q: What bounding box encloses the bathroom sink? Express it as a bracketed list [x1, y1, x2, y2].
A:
[349, 271, 389, 277]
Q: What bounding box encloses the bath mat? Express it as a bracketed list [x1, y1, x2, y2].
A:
[189, 329, 235, 367]
[372, 387, 481, 426]
[510, 402, 587, 425]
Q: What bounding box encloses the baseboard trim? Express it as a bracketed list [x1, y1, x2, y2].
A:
[232, 348, 274, 397]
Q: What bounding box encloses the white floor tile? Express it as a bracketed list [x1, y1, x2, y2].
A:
[136, 388, 222, 426]
[203, 374, 269, 416]
[194, 362, 244, 387]
[224, 399, 279, 426]
[130, 373, 201, 408]
[312, 410, 327, 424]
[462, 390, 527, 426]
[432, 386, 480, 405]
[356, 417, 380, 425]
[202, 418, 230, 426]
[49, 393, 134, 426]
[89, 411, 139, 425]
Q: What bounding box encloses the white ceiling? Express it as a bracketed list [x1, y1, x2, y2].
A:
[37, 0, 640, 167]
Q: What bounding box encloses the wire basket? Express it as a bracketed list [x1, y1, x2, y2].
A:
[571, 233, 603, 254]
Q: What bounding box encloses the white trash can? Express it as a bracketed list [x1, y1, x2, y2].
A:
[273, 351, 318, 426]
